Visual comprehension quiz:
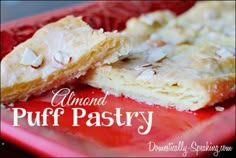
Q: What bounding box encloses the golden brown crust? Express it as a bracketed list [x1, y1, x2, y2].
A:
[198, 74, 235, 108]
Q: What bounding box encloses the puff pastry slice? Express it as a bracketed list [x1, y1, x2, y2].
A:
[1, 16, 129, 103]
[81, 1, 235, 111]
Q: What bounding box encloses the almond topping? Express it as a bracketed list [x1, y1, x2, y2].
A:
[53, 51, 72, 65]
[215, 106, 224, 112]
[31, 55, 44, 68]
[148, 49, 166, 63]
[190, 23, 204, 31]
[134, 66, 143, 72]
[148, 39, 166, 47]
[136, 69, 156, 81]
[20, 47, 37, 65]
[216, 47, 234, 58]
[98, 28, 104, 33]
[141, 63, 153, 67]
[8, 103, 14, 107]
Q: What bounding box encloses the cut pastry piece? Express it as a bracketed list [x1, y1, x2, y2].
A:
[81, 1, 235, 111]
[1, 16, 130, 104]
[81, 43, 235, 111]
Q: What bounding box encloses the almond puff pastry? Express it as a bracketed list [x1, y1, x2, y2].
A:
[81, 1, 235, 111]
[1, 16, 130, 104]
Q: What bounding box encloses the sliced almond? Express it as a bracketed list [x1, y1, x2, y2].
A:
[136, 69, 156, 81]
[31, 55, 44, 68]
[98, 28, 104, 33]
[215, 106, 224, 112]
[148, 48, 167, 63]
[172, 36, 188, 45]
[8, 103, 14, 107]
[20, 47, 37, 65]
[141, 63, 152, 67]
[216, 47, 234, 58]
[53, 51, 72, 65]
[134, 66, 143, 72]
[190, 23, 204, 31]
[147, 39, 166, 47]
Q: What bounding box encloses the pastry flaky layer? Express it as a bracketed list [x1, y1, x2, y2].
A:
[81, 1, 235, 111]
[1, 16, 130, 104]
